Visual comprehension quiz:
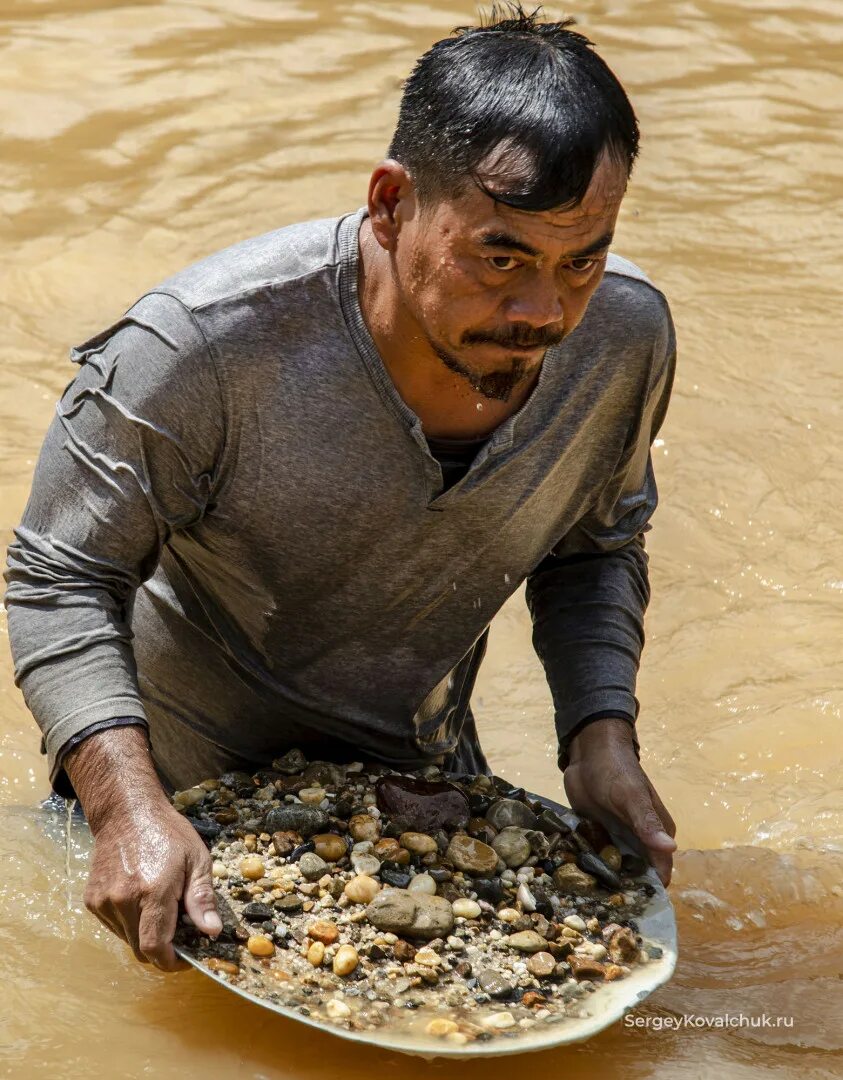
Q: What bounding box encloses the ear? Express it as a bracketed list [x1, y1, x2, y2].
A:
[367, 160, 416, 251]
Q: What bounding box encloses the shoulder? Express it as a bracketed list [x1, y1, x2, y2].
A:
[149, 212, 351, 313]
[586, 253, 674, 344]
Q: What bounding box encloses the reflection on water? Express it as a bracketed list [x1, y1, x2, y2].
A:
[0, 0, 841, 1076]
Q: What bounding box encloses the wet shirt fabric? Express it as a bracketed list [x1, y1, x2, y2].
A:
[3, 206, 676, 792]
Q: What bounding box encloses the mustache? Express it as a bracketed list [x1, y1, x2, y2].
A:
[461, 322, 566, 350]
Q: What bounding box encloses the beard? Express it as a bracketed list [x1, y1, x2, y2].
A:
[424, 323, 566, 402]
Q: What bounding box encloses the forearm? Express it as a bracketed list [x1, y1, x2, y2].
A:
[64, 725, 170, 834]
[525, 537, 650, 769]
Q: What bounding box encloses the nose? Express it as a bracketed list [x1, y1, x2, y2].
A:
[504, 275, 565, 329]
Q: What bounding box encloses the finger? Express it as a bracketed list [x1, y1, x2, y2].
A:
[137, 891, 188, 972]
[107, 897, 151, 965]
[622, 783, 677, 853]
[183, 859, 222, 938]
[646, 780, 677, 839]
[649, 847, 674, 887]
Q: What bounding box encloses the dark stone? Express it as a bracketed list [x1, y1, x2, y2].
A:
[472, 878, 505, 904]
[274, 894, 304, 913]
[190, 819, 222, 845]
[437, 882, 462, 904]
[333, 796, 355, 819]
[525, 829, 551, 859]
[219, 771, 255, 796]
[428, 867, 453, 884]
[454, 960, 473, 978]
[241, 903, 275, 922]
[272, 749, 307, 775]
[264, 805, 329, 837]
[380, 864, 412, 889]
[302, 761, 345, 788]
[382, 820, 405, 840]
[289, 840, 316, 861]
[374, 775, 470, 833]
[576, 851, 623, 891]
[530, 886, 557, 919]
[468, 792, 493, 815]
[368, 944, 387, 961]
[251, 770, 284, 787]
[536, 808, 572, 836]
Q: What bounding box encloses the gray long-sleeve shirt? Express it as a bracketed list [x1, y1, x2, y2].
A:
[3, 206, 676, 787]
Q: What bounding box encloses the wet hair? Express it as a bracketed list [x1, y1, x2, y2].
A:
[387, 3, 639, 212]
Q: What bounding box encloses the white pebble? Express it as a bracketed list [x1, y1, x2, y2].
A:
[408, 873, 437, 895]
[212, 861, 229, 879]
[563, 914, 587, 933]
[451, 898, 482, 919]
[497, 907, 521, 923]
[446, 936, 465, 951]
[482, 1011, 516, 1030]
[326, 998, 351, 1019]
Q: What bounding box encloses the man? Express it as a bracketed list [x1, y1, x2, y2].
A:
[4, 7, 677, 973]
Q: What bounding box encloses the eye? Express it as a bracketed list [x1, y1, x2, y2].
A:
[567, 257, 597, 273]
[487, 255, 520, 271]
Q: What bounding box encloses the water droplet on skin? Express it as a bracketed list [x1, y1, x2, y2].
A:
[476, 402, 483, 411]
[504, 573, 511, 584]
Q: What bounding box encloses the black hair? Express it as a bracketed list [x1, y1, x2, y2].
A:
[387, 3, 639, 212]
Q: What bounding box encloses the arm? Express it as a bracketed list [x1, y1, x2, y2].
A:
[3, 290, 225, 962]
[525, 294, 678, 883]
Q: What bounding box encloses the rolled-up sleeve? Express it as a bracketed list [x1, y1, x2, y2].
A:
[525, 295, 677, 770]
[3, 290, 225, 785]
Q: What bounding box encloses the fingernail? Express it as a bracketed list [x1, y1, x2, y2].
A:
[205, 911, 223, 935]
[654, 830, 676, 848]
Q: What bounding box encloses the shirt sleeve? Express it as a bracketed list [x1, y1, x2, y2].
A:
[3, 290, 226, 785]
[525, 294, 677, 771]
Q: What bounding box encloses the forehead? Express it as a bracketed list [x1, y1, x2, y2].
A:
[435, 154, 627, 252]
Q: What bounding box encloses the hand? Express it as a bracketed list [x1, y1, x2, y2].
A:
[85, 796, 223, 970]
[563, 717, 677, 886]
[63, 726, 222, 971]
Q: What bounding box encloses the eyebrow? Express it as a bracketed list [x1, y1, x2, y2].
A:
[477, 229, 615, 261]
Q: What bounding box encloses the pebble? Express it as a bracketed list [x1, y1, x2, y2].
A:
[247, 934, 275, 958]
[563, 914, 587, 933]
[599, 844, 623, 872]
[576, 851, 623, 891]
[344, 875, 382, 904]
[486, 798, 539, 831]
[348, 814, 381, 842]
[333, 944, 359, 976]
[552, 863, 598, 896]
[451, 898, 482, 919]
[400, 832, 438, 855]
[326, 998, 351, 1019]
[271, 831, 301, 856]
[491, 827, 532, 868]
[239, 857, 265, 881]
[482, 1011, 516, 1030]
[307, 920, 339, 945]
[265, 805, 329, 837]
[526, 951, 556, 978]
[608, 927, 640, 963]
[297, 786, 327, 805]
[425, 1018, 459, 1037]
[312, 833, 347, 862]
[307, 941, 325, 966]
[174, 786, 206, 809]
[516, 882, 536, 912]
[407, 873, 437, 895]
[351, 853, 381, 877]
[365, 891, 454, 940]
[207, 958, 239, 976]
[299, 852, 328, 881]
[374, 775, 470, 832]
[497, 908, 521, 923]
[446, 834, 499, 876]
[212, 861, 229, 879]
[477, 969, 515, 998]
[414, 947, 441, 967]
[506, 930, 549, 953]
[568, 955, 607, 980]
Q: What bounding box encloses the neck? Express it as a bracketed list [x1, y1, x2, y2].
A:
[356, 217, 541, 439]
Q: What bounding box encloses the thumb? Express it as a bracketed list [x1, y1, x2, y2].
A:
[184, 860, 223, 937]
[627, 788, 678, 853]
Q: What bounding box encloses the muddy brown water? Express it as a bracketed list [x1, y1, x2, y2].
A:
[0, 1, 841, 1077]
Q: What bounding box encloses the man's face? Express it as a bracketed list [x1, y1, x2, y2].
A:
[392, 153, 628, 401]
